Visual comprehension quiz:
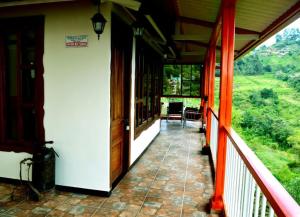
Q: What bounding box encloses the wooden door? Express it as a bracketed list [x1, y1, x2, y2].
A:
[0, 17, 44, 153]
[110, 14, 132, 184]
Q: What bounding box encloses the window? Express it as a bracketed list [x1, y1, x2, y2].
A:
[0, 17, 44, 153]
[163, 64, 202, 97]
[135, 39, 162, 137]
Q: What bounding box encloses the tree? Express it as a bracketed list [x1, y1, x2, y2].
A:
[276, 34, 283, 43]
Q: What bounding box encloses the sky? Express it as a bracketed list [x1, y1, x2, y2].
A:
[260, 17, 300, 47]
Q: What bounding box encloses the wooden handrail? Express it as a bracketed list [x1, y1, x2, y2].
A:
[208, 107, 218, 119]
[224, 126, 300, 217]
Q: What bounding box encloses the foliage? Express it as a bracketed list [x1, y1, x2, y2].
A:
[234, 53, 264, 75]
[231, 74, 300, 204]
[234, 28, 300, 92]
[163, 65, 201, 96]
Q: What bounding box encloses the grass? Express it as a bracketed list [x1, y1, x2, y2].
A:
[231, 74, 300, 203]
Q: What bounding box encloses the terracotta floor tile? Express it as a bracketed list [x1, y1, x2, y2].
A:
[93, 208, 120, 217]
[0, 121, 218, 217]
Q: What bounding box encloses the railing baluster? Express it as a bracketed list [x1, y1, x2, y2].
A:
[242, 164, 250, 216]
[254, 186, 261, 217]
[224, 140, 231, 213]
[236, 155, 242, 216]
[210, 117, 300, 217]
[261, 196, 267, 216]
[229, 142, 234, 216]
[233, 150, 240, 215]
[268, 206, 274, 217]
[248, 176, 256, 217]
[224, 139, 230, 214]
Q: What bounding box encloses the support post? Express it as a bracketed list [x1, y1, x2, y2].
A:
[211, 0, 236, 211]
[202, 55, 209, 122]
[205, 46, 216, 146]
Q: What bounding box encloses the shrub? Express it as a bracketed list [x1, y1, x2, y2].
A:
[240, 110, 292, 149]
[285, 177, 300, 204]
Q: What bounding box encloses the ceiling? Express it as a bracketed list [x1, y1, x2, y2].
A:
[139, 0, 300, 63]
[0, 0, 299, 63]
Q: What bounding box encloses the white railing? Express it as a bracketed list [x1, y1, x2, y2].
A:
[208, 109, 300, 217]
[210, 111, 218, 170]
[224, 136, 275, 217]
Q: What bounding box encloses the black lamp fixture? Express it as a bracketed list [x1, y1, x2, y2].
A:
[132, 21, 144, 37]
[91, 0, 106, 40]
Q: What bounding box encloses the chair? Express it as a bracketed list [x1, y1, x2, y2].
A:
[183, 107, 203, 128]
[167, 102, 183, 123]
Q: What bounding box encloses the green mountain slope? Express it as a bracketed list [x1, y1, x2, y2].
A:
[234, 28, 300, 91]
[230, 28, 300, 204]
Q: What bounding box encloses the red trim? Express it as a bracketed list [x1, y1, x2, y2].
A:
[208, 107, 218, 119]
[211, 0, 236, 211]
[224, 126, 300, 217]
[236, 1, 300, 59]
[205, 46, 216, 145]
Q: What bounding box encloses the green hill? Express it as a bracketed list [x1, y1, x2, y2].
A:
[234, 28, 300, 91]
[231, 28, 300, 203]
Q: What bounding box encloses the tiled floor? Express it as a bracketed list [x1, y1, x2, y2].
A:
[0, 121, 217, 217]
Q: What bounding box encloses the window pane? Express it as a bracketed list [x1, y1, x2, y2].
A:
[5, 33, 18, 140]
[22, 68, 36, 103]
[142, 103, 147, 122]
[191, 81, 200, 96]
[182, 81, 191, 96]
[23, 109, 36, 140]
[163, 65, 181, 95]
[191, 65, 200, 80]
[148, 70, 152, 117]
[22, 29, 36, 64]
[182, 65, 191, 80]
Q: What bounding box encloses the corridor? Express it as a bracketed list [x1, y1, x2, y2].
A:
[0, 121, 217, 217]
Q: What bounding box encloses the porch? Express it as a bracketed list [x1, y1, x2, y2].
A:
[0, 0, 299, 216]
[0, 121, 217, 217]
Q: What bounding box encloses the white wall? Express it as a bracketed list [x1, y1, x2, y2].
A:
[129, 38, 161, 165]
[0, 2, 112, 191]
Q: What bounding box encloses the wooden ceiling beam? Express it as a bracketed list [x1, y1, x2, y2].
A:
[0, 0, 76, 7]
[173, 34, 210, 41]
[177, 40, 222, 50]
[178, 16, 260, 35]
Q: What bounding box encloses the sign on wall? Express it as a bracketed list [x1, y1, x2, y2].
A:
[65, 35, 88, 47]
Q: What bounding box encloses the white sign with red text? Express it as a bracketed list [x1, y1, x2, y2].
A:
[65, 35, 88, 47]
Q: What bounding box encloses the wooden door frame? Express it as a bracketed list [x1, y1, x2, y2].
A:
[110, 13, 132, 187]
[0, 16, 45, 153]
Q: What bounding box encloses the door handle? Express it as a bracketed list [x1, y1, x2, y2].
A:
[124, 119, 130, 131]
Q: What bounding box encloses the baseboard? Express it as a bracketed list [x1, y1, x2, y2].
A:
[207, 147, 216, 184]
[55, 185, 111, 197]
[129, 132, 160, 170]
[201, 145, 210, 155]
[0, 177, 111, 197]
[0, 177, 23, 185]
[200, 146, 215, 184]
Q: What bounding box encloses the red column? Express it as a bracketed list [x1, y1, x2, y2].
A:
[205, 46, 216, 146]
[200, 56, 207, 108]
[201, 55, 209, 121]
[211, 0, 236, 211]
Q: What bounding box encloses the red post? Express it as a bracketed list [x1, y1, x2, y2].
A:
[201, 55, 209, 122]
[200, 57, 207, 108]
[211, 0, 236, 211]
[205, 46, 216, 146]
